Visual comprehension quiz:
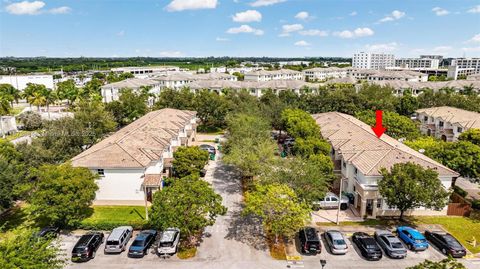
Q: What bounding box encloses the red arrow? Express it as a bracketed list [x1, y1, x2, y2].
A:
[371, 110, 387, 138]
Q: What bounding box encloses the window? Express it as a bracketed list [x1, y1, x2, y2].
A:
[423, 116, 428, 122]
[439, 121, 444, 127]
[376, 199, 382, 208]
[97, 169, 105, 177]
[354, 167, 358, 175]
[457, 127, 462, 133]
[342, 161, 346, 168]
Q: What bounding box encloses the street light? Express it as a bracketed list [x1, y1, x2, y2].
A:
[320, 259, 327, 268]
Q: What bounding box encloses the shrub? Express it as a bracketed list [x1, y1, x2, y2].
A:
[17, 111, 42, 130]
[78, 219, 148, 230]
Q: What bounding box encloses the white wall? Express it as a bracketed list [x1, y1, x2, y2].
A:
[0, 75, 54, 90]
[94, 169, 145, 201]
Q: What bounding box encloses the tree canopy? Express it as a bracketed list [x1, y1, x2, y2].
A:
[355, 110, 422, 140]
[172, 146, 209, 178]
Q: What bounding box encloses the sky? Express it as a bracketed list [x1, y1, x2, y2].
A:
[1, 0, 480, 58]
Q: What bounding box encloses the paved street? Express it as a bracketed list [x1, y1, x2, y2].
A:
[61, 151, 480, 269]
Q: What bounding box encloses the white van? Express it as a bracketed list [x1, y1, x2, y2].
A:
[104, 226, 133, 254]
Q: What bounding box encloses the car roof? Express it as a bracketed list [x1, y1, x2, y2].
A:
[304, 227, 319, 241]
[108, 226, 132, 240]
[75, 234, 95, 247]
[160, 229, 179, 242]
[327, 230, 344, 239]
[400, 227, 424, 239]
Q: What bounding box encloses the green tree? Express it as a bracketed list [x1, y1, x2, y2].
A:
[194, 90, 230, 131]
[396, 90, 419, 116]
[292, 136, 331, 157]
[407, 258, 466, 269]
[458, 128, 480, 146]
[74, 100, 117, 147]
[27, 163, 98, 227]
[0, 228, 65, 269]
[40, 118, 87, 162]
[154, 88, 196, 110]
[428, 141, 480, 179]
[244, 183, 311, 243]
[379, 162, 450, 220]
[281, 108, 321, 139]
[0, 83, 21, 107]
[358, 84, 398, 112]
[149, 175, 226, 245]
[23, 83, 47, 111]
[17, 111, 43, 130]
[56, 79, 79, 106]
[105, 88, 148, 126]
[355, 110, 422, 140]
[172, 146, 209, 178]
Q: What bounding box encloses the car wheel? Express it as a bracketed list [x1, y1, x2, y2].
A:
[91, 251, 96, 259]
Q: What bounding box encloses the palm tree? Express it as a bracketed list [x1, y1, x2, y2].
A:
[0, 84, 21, 107]
[43, 88, 57, 113]
[28, 91, 46, 112]
[23, 83, 46, 109]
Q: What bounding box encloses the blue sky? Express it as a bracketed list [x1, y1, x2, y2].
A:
[1, 0, 479, 58]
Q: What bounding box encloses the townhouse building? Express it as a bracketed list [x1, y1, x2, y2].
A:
[348, 69, 428, 82]
[244, 69, 304, 81]
[303, 67, 348, 81]
[71, 108, 197, 205]
[313, 112, 458, 219]
[100, 78, 161, 103]
[416, 107, 480, 142]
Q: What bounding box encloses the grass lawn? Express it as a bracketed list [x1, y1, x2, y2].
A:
[80, 206, 148, 229]
[177, 247, 197, 259]
[5, 130, 33, 141]
[318, 214, 480, 254]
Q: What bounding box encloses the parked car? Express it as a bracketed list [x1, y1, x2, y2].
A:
[352, 232, 382, 260]
[299, 227, 321, 254]
[396, 226, 428, 251]
[374, 230, 407, 259]
[199, 144, 216, 155]
[425, 230, 466, 258]
[313, 192, 349, 210]
[324, 230, 348, 255]
[36, 226, 60, 238]
[157, 228, 181, 256]
[128, 230, 157, 258]
[104, 226, 133, 254]
[71, 232, 104, 262]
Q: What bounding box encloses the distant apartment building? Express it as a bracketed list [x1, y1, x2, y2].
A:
[0, 74, 54, 90]
[100, 78, 161, 103]
[416, 106, 480, 142]
[151, 72, 195, 89]
[313, 112, 458, 219]
[303, 67, 348, 81]
[111, 66, 180, 79]
[71, 108, 197, 205]
[395, 57, 440, 69]
[447, 58, 480, 80]
[352, 52, 395, 70]
[347, 69, 428, 82]
[244, 69, 304, 81]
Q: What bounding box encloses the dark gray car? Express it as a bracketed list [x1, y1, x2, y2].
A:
[374, 230, 407, 259]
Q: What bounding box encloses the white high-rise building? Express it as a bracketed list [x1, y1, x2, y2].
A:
[352, 52, 395, 70]
[395, 57, 440, 69]
[447, 58, 480, 80]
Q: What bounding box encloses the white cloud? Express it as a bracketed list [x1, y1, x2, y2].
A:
[349, 11, 357, 16]
[279, 24, 303, 36]
[295, 11, 309, 20]
[250, 0, 286, 7]
[365, 42, 398, 52]
[462, 46, 480, 52]
[216, 37, 230, 42]
[226, 25, 264, 35]
[5, 1, 71, 15]
[299, 29, 328, 37]
[432, 7, 449, 16]
[232, 10, 262, 22]
[467, 34, 480, 43]
[379, 10, 405, 23]
[467, 5, 480, 13]
[294, 40, 311, 47]
[333, 27, 374, 38]
[165, 0, 217, 12]
[117, 30, 125, 36]
[159, 51, 184, 57]
[5, 1, 45, 15]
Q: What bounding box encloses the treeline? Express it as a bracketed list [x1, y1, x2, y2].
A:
[0, 56, 350, 73]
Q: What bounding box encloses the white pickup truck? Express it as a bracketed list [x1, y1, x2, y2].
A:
[313, 192, 349, 210]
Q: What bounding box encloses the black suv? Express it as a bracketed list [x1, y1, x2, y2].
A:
[425, 230, 466, 258]
[299, 227, 321, 254]
[352, 232, 382, 260]
[71, 232, 104, 262]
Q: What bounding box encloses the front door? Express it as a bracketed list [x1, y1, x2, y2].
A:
[366, 199, 374, 217]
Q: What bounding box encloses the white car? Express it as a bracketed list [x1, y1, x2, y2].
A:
[313, 192, 349, 210]
[157, 228, 180, 256]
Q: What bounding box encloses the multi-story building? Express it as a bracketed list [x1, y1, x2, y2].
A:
[303, 67, 348, 81]
[395, 57, 440, 69]
[352, 52, 395, 70]
[244, 69, 304, 81]
[416, 106, 480, 142]
[111, 66, 180, 78]
[100, 78, 161, 103]
[447, 58, 480, 79]
[347, 69, 428, 82]
[0, 74, 54, 90]
[152, 72, 195, 89]
[71, 108, 197, 205]
[313, 112, 458, 219]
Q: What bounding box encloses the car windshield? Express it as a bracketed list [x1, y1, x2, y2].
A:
[73, 247, 87, 252]
[131, 240, 144, 247]
[106, 240, 119, 245]
[392, 242, 404, 248]
[366, 244, 377, 249]
[415, 239, 426, 244]
[160, 242, 173, 247]
[334, 239, 346, 245]
[444, 236, 462, 247]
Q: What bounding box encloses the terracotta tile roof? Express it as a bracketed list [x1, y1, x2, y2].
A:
[312, 112, 459, 177]
[101, 78, 159, 90]
[143, 174, 162, 187]
[71, 108, 196, 169]
[416, 106, 480, 129]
